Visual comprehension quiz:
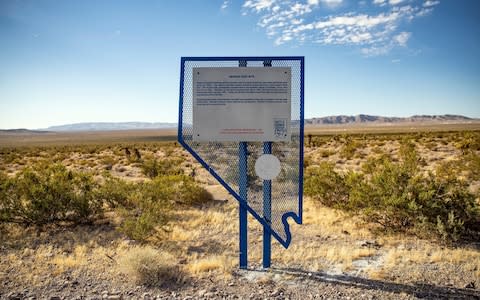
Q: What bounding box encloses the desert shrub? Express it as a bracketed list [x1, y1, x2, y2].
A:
[371, 146, 384, 155]
[398, 139, 425, 172]
[436, 152, 480, 182]
[119, 208, 165, 242]
[116, 185, 168, 241]
[305, 145, 480, 241]
[0, 171, 10, 222]
[356, 153, 478, 240]
[118, 175, 212, 241]
[455, 131, 480, 154]
[319, 149, 335, 158]
[0, 162, 102, 224]
[96, 174, 135, 208]
[303, 155, 313, 168]
[419, 174, 479, 241]
[144, 175, 213, 206]
[118, 246, 183, 286]
[340, 137, 358, 159]
[304, 162, 350, 208]
[463, 152, 480, 181]
[164, 146, 176, 157]
[100, 155, 116, 167]
[141, 158, 184, 179]
[340, 137, 357, 159]
[0, 150, 20, 165]
[425, 141, 437, 150]
[353, 156, 420, 229]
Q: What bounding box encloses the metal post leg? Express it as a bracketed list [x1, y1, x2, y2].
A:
[239, 142, 248, 269]
[238, 59, 249, 270]
[262, 59, 273, 269]
[263, 142, 272, 268]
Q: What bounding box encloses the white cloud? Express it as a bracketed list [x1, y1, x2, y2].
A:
[423, 0, 440, 7]
[243, 0, 275, 12]
[239, 0, 439, 56]
[311, 13, 401, 29]
[394, 31, 411, 46]
[221, 0, 229, 10]
[416, 7, 433, 17]
[374, 0, 407, 6]
[321, 0, 343, 7]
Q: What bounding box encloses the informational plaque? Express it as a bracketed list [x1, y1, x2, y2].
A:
[193, 67, 291, 142]
[179, 56, 304, 254]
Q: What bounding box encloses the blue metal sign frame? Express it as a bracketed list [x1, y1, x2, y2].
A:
[178, 56, 304, 268]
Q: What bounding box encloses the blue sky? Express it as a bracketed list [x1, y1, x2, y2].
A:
[0, 0, 479, 129]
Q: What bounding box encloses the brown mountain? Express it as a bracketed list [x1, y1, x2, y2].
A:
[306, 114, 476, 125]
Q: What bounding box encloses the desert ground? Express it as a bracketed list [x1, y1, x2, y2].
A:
[0, 124, 479, 299]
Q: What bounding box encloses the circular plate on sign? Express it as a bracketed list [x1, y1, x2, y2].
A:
[255, 154, 281, 180]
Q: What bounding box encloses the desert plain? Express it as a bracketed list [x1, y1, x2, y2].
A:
[0, 123, 479, 299]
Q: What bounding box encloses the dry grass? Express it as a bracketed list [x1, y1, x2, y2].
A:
[0, 224, 124, 288]
[302, 200, 373, 239]
[383, 243, 480, 273]
[51, 245, 89, 270]
[118, 245, 183, 286]
[187, 255, 235, 276]
[359, 239, 480, 284]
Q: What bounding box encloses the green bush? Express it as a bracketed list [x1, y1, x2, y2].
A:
[304, 144, 480, 242]
[463, 152, 480, 181]
[340, 137, 361, 160]
[0, 163, 101, 224]
[0, 171, 10, 222]
[0, 158, 213, 242]
[304, 162, 350, 208]
[141, 175, 213, 206]
[141, 158, 184, 178]
[119, 207, 165, 242]
[455, 131, 480, 154]
[117, 175, 212, 241]
[435, 152, 480, 182]
[96, 174, 135, 208]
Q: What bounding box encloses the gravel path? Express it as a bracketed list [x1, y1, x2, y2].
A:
[2, 266, 479, 299]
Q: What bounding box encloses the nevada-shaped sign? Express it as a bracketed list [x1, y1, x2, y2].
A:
[178, 57, 304, 248]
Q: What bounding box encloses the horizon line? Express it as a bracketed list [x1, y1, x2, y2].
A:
[1, 113, 480, 131]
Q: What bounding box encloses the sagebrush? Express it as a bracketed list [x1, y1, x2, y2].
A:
[305, 139, 480, 241]
[0, 158, 212, 242]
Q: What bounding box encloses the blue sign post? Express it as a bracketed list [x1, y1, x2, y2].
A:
[178, 57, 304, 269]
[239, 141, 248, 268]
[262, 141, 272, 268]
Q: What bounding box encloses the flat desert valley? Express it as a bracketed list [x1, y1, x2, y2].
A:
[1, 122, 479, 299]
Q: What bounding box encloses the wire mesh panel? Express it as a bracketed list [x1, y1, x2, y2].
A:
[178, 57, 304, 248]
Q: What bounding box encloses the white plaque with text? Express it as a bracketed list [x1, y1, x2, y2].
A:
[193, 67, 291, 142]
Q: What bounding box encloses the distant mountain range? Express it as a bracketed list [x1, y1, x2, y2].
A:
[42, 122, 177, 132]
[0, 129, 51, 134]
[306, 114, 478, 125]
[1, 115, 478, 133]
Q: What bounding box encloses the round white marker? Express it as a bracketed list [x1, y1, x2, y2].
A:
[255, 154, 281, 180]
